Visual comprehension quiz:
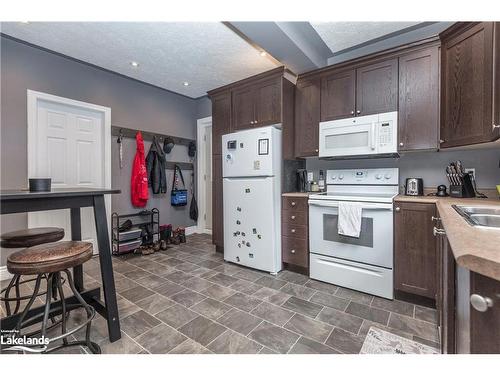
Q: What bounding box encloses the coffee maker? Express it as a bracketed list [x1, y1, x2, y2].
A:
[297, 169, 308, 192]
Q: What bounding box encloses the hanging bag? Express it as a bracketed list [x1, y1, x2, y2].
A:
[189, 170, 199, 221]
[171, 165, 188, 206]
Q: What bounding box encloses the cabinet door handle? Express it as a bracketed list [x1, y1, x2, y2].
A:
[433, 227, 446, 236]
[290, 249, 296, 254]
[291, 229, 296, 233]
[431, 216, 441, 222]
[470, 294, 494, 312]
[356, 110, 361, 114]
[350, 110, 355, 115]
[250, 121, 254, 125]
[315, 149, 319, 153]
[493, 124, 500, 130]
[395, 207, 401, 212]
[439, 139, 445, 144]
[254, 120, 258, 124]
[399, 142, 404, 147]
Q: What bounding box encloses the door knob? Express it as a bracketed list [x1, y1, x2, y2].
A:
[395, 207, 401, 212]
[470, 294, 494, 312]
[356, 110, 361, 114]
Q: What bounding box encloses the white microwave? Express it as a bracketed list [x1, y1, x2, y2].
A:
[319, 111, 398, 158]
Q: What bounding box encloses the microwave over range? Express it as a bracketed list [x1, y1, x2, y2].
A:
[319, 111, 398, 159]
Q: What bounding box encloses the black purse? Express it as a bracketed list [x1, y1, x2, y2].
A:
[171, 165, 188, 206]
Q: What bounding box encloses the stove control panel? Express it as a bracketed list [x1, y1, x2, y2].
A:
[327, 168, 399, 185]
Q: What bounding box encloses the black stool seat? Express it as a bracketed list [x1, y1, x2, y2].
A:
[7, 241, 93, 275]
[1, 227, 64, 248]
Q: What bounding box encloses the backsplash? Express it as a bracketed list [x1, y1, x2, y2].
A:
[305, 148, 500, 192]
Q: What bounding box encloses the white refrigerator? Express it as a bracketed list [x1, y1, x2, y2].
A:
[222, 126, 282, 274]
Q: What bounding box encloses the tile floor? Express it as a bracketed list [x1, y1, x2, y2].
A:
[1, 233, 439, 354]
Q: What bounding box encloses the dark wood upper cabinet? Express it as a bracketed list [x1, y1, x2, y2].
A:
[211, 90, 232, 155]
[254, 77, 282, 126]
[441, 22, 498, 147]
[320, 68, 356, 121]
[356, 58, 398, 116]
[232, 85, 255, 131]
[394, 202, 437, 299]
[295, 77, 320, 157]
[398, 46, 440, 151]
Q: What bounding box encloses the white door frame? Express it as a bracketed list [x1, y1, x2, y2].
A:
[196, 116, 212, 235]
[27, 90, 112, 247]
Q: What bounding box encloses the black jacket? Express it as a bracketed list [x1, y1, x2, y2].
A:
[146, 136, 167, 194]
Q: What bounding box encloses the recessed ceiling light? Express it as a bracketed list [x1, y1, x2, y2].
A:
[260, 51, 267, 57]
[183, 82, 189, 86]
[130, 61, 139, 68]
[20, 21, 29, 24]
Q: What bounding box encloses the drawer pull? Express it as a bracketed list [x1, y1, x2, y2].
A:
[291, 215, 296, 220]
[291, 201, 296, 206]
[291, 229, 296, 233]
[290, 249, 296, 254]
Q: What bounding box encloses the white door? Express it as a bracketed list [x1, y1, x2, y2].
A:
[196, 116, 213, 234]
[27, 91, 111, 253]
[204, 125, 212, 231]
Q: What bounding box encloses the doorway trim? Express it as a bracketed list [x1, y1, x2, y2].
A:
[27, 90, 112, 245]
[196, 116, 212, 235]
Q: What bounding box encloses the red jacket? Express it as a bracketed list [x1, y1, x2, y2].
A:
[131, 131, 149, 207]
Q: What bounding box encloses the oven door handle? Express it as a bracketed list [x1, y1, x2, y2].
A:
[371, 122, 376, 150]
[308, 200, 393, 211]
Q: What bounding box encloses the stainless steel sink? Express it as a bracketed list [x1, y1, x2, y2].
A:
[453, 205, 500, 229]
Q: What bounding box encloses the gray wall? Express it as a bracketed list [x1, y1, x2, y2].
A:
[0, 36, 199, 265]
[195, 96, 212, 119]
[306, 148, 500, 193]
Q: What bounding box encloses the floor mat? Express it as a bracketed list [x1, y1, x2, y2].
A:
[360, 327, 439, 354]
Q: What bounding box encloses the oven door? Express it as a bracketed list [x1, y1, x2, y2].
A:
[319, 118, 377, 158]
[308, 199, 393, 268]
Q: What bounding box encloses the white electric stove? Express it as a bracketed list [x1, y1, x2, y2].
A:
[308, 168, 399, 299]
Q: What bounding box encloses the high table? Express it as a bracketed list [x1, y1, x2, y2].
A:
[1, 188, 121, 342]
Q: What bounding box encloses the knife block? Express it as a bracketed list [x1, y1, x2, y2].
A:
[449, 173, 476, 198]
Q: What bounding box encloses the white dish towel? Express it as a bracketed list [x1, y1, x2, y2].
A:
[338, 201, 363, 238]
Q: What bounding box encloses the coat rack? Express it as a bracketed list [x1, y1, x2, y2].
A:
[112, 125, 195, 170]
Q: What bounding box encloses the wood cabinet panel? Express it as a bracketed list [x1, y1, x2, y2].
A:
[394, 202, 437, 299]
[295, 77, 320, 157]
[441, 22, 496, 147]
[282, 236, 308, 268]
[470, 272, 500, 353]
[212, 155, 223, 250]
[232, 85, 255, 130]
[398, 47, 439, 151]
[281, 222, 308, 239]
[437, 235, 456, 354]
[356, 58, 398, 116]
[211, 91, 231, 155]
[282, 196, 309, 211]
[282, 209, 307, 226]
[254, 78, 281, 126]
[282, 78, 295, 160]
[320, 69, 356, 121]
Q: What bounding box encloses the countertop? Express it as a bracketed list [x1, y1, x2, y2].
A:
[395, 194, 500, 281]
[282, 192, 313, 197]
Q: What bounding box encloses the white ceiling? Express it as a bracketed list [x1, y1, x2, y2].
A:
[0, 22, 279, 98]
[311, 22, 422, 54]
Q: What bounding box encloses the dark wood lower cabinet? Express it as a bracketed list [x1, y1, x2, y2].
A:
[281, 196, 309, 274]
[394, 202, 437, 299]
[212, 155, 223, 252]
[437, 234, 456, 354]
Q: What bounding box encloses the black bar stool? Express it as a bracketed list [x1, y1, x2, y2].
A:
[1, 227, 65, 315]
[2, 241, 101, 354]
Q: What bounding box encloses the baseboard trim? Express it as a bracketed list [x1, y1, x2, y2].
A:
[0, 266, 12, 281]
[184, 226, 199, 236]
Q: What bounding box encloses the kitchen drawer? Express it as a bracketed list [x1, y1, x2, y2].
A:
[282, 196, 308, 212]
[281, 222, 308, 239]
[282, 236, 308, 268]
[282, 209, 307, 225]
